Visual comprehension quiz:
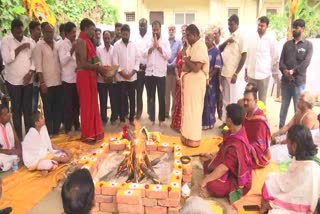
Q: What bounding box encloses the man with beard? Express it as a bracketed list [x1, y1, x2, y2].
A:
[111, 22, 122, 45]
[144, 21, 171, 126]
[113, 24, 139, 125]
[242, 85, 271, 169]
[279, 19, 313, 129]
[58, 22, 80, 136]
[245, 16, 278, 105]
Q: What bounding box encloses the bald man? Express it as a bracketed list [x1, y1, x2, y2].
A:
[166, 25, 181, 118]
[34, 22, 63, 136]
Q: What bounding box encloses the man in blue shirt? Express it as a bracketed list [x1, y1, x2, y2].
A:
[166, 25, 181, 118]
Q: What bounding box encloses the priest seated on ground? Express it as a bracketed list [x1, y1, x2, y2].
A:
[243, 86, 271, 169]
[271, 91, 319, 163]
[199, 104, 252, 203]
[0, 104, 21, 171]
[261, 125, 320, 214]
[22, 111, 70, 173]
[61, 168, 94, 214]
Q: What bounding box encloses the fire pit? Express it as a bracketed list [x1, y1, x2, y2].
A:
[78, 127, 191, 214]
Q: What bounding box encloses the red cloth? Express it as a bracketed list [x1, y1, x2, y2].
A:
[243, 108, 271, 169]
[76, 32, 104, 142]
[204, 126, 253, 198]
[170, 51, 183, 131]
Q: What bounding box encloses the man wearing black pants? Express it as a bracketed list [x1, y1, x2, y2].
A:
[112, 24, 139, 125]
[144, 21, 171, 126]
[97, 31, 114, 124]
[34, 22, 63, 136]
[58, 22, 80, 134]
[108, 82, 120, 125]
[135, 18, 150, 120]
[0, 19, 34, 140]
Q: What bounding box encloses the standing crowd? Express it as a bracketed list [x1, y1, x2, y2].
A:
[0, 13, 319, 214]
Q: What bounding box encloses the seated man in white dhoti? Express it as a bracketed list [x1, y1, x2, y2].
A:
[261, 125, 320, 214]
[271, 91, 319, 162]
[0, 104, 21, 171]
[22, 111, 70, 172]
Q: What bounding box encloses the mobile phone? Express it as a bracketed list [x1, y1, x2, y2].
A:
[243, 205, 260, 211]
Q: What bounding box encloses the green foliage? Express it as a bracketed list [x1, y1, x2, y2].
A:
[47, 0, 119, 26]
[0, 0, 29, 37]
[268, 0, 320, 40]
[0, 0, 118, 37]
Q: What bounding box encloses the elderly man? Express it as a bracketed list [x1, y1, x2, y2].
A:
[271, 91, 319, 162]
[166, 25, 181, 118]
[243, 86, 271, 169]
[219, 15, 247, 128]
[0, 19, 34, 140]
[200, 104, 252, 203]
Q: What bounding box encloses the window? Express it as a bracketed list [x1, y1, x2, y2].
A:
[174, 12, 195, 25]
[150, 11, 164, 25]
[266, 8, 278, 15]
[125, 12, 135, 22]
[228, 8, 239, 17]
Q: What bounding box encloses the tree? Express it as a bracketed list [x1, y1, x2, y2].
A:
[46, 0, 118, 26]
[0, 0, 28, 37]
[268, 0, 320, 40]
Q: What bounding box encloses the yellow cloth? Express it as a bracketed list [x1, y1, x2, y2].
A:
[232, 161, 280, 212]
[0, 133, 222, 214]
[181, 39, 209, 141]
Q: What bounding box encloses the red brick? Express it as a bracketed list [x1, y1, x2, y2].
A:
[95, 187, 101, 195]
[182, 163, 192, 175]
[157, 145, 173, 152]
[95, 195, 113, 203]
[109, 143, 126, 151]
[182, 174, 192, 183]
[158, 198, 180, 207]
[168, 207, 181, 214]
[168, 190, 181, 199]
[92, 212, 111, 214]
[146, 144, 157, 151]
[116, 189, 142, 205]
[117, 204, 143, 213]
[145, 206, 167, 214]
[100, 202, 118, 212]
[92, 202, 100, 212]
[102, 185, 119, 196]
[142, 198, 158, 207]
[145, 185, 168, 199]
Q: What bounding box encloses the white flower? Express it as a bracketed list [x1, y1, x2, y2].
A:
[153, 184, 162, 191]
[171, 182, 180, 188]
[162, 142, 169, 147]
[125, 190, 133, 195]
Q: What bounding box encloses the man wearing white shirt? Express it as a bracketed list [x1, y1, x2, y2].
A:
[219, 15, 247, 127]
[29, 21, 41, 112]
[144, 21, 171, 126]
[135, 18, 150, 120]
[0, 19, 35, 140]
[97, 31, 114, 125]
[245, 16, 278, 104]
[113, 24, 139, 125]
[34, 22, 63, 136]
[58, 22, 80, 135]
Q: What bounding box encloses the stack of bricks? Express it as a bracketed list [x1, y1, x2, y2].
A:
[78, 137, 189, 214]
[182, 159, 192, 185]
[92, 182, 181, 214]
